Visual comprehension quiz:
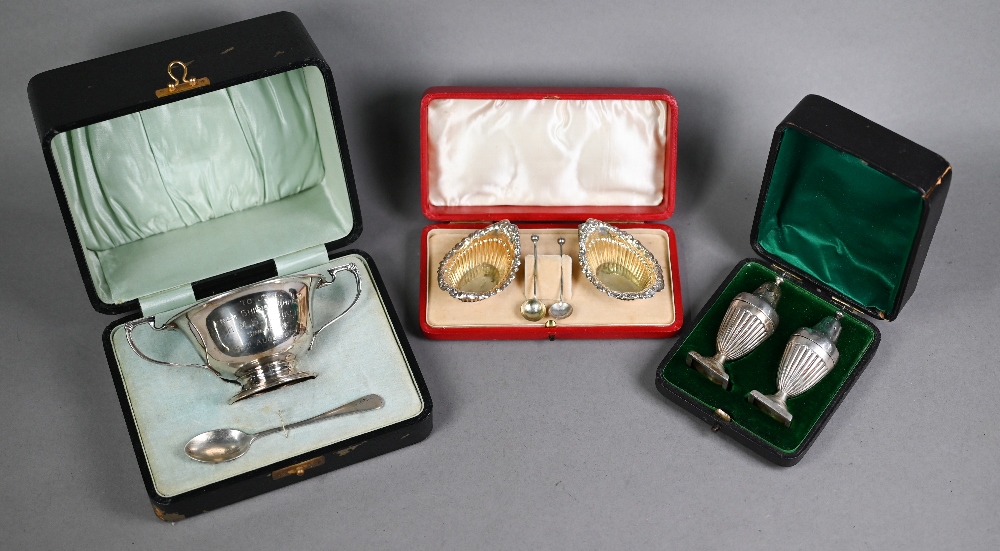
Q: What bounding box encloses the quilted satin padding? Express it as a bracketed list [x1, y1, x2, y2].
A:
[49, 66, 354, 305]
[756, 128, 924, 315]
[426, 98, 668, 207]
[52, 69, 324, 251]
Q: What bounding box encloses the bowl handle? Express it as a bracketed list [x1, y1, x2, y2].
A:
[310, 263, 363, 350]
[123, 317, 230, 381]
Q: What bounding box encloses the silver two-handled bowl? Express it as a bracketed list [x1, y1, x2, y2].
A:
[124, 263, 362, 404]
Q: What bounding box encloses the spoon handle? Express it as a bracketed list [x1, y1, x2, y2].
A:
[557, 238, 566, 301]
[256, 394, 385, 438]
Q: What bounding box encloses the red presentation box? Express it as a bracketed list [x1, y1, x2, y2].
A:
[419, 87, 683, 340]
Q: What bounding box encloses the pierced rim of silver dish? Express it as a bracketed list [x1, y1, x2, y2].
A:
[577, 218, 665, 301]
[437, 219, 522, 302]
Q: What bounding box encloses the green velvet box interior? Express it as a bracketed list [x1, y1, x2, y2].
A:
[659, 261, 876, 453]
[756, 128, 925, 316]
[49, 65, 353, 306]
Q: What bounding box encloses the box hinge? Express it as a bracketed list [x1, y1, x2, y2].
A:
[923, 165, 952, 199]
[274, 245, 330, 276]
[272, 456, 325, 480]
[139, 284, 196, 318]
[770, 263, 873, 319]
[830, 296, 869, 319]
[770, 264, 804, 285]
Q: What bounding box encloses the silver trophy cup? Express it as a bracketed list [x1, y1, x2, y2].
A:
[687, 278, 783, 389]
[748, 313, 843, 426]
[125, 263, 362, 404]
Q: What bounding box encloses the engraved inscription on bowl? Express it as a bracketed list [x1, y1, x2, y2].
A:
[205, 290, 301, 357]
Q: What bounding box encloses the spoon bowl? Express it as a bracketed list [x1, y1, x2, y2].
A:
[185, 429, 256, 463]
[549, 300, 573, 319]
[520, 298, 546, 321]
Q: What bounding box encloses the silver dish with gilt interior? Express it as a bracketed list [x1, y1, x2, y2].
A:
[578, 218, 664, 300]
[438, 220, 522, 302]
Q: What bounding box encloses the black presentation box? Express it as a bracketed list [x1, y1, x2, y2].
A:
[28, 12, 432, 520]
[656, 95, 951, 466]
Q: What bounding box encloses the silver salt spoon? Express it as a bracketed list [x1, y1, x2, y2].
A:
[549, 237, 573, 320]
[520, 235, 546, 321]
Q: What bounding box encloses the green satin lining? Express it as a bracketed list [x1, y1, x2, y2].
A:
[660, 261, 876, 454]
[50, 66, 354, 305]
[757, 128, 924, 314]
[54, 70, 324, 251]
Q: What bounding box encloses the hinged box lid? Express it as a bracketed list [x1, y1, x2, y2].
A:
[28, 12, 361, 315]
[420, 87, 678, 222]
[751, 94, 952, 321]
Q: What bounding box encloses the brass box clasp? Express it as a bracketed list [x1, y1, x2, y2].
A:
[271, 456, 325, 480]
[155, 60, 210, 98]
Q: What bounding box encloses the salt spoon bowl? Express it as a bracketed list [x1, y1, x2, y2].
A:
[184, 394, 384, 463]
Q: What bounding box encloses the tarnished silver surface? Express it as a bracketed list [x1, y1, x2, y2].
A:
[687, 279, 783, 389]
[184, 394, 385, 463]
[520, 234, 547, 321]
[749, 313, 843, 426]
[125, 263, 363, 404]
[577, 218, 664, 300]
[548, 237, 573, 320]
[438, 220, 521, 302]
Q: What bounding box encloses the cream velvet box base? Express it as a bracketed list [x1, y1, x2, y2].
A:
[418, 88, 684, 339]
[423, 225, 677, 333]
[28, 12, 432, 520]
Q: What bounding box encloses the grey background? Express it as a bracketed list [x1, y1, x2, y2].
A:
[1, 0, 997, 549]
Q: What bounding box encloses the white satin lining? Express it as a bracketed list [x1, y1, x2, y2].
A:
[427, 98, 668, 207]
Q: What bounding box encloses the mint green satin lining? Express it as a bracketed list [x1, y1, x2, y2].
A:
[50, 66, 354, 305]
[54, 69, 324, 251]
[757, 128, 924, 314]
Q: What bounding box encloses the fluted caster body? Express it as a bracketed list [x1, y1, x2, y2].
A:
[749, 313, 843, 426]
[687, 278, 783, 389]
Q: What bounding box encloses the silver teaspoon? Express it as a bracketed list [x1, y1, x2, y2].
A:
[520, 235, 546, 321]
[184, 394, 385, 463]
[549, 237, 573, 319]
